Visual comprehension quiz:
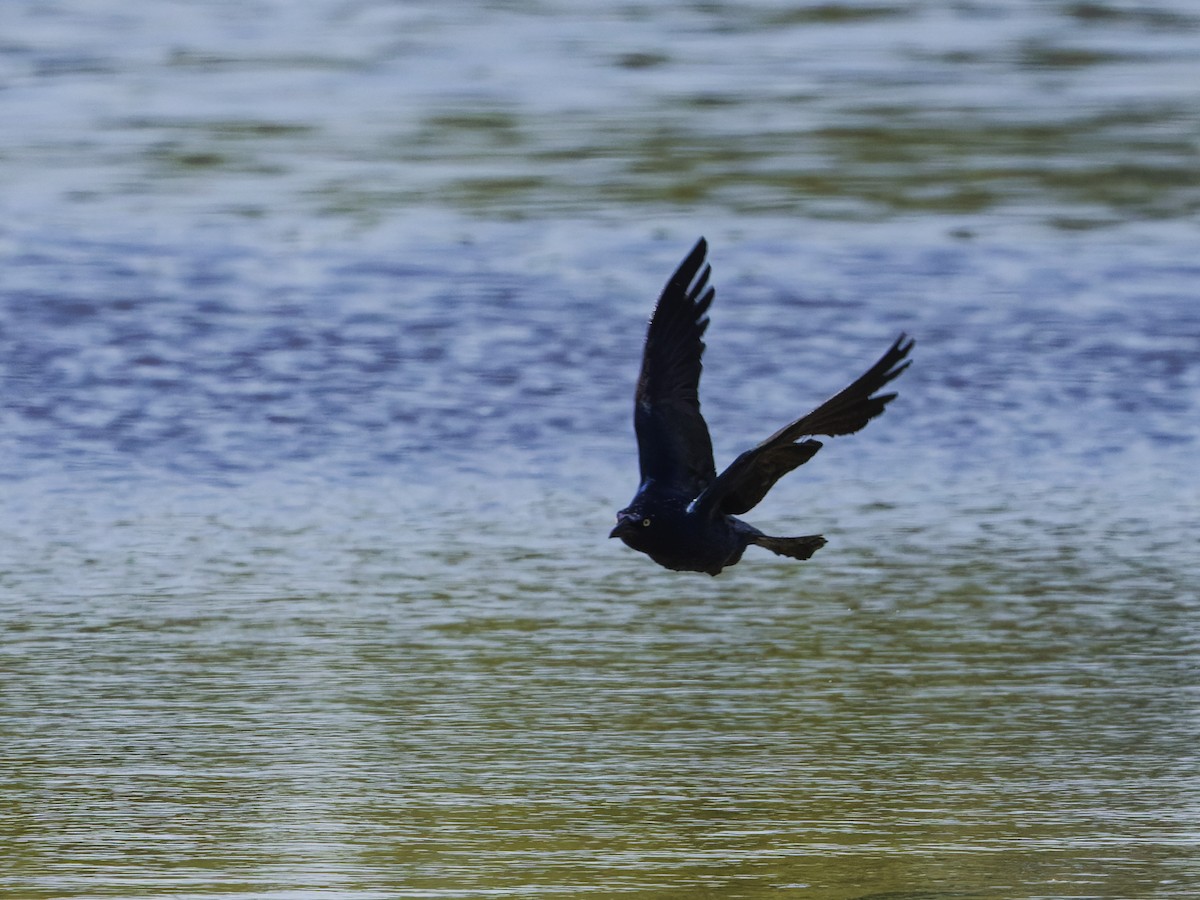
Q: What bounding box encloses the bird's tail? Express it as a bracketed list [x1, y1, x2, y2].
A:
[751, 534, 827, 561]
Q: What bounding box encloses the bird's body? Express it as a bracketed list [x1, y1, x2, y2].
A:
[610, 238, 912, 575]
[613, 481, 750, 575]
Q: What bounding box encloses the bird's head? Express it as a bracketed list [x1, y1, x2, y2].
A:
[609, 508, 654, 547]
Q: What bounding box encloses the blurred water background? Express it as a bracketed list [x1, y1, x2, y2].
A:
[2, 1, 1199, 898]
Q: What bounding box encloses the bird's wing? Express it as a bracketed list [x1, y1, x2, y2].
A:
[695, 334, 913, 516]
[633, 237, 718, 496]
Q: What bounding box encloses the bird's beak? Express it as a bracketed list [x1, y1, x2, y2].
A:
[609, 514, 635, 539]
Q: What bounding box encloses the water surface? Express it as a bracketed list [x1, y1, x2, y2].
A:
[2, 1, 1199, 898]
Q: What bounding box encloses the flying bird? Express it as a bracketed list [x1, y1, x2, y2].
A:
[610, 238, 912, 575]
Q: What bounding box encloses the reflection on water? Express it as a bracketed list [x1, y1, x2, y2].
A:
[3, 479, 1198, 900]
[1, 0, 1198, 229]
[2, 0, 1199, 898]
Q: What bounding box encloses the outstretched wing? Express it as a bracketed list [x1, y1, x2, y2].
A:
[633, 238, 718, 497]
[696, 333, 914, 516]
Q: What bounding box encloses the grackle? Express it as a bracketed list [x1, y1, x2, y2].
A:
[610, 238, 913, 575]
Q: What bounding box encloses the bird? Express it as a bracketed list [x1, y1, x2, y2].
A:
[610, 237, 912, 575]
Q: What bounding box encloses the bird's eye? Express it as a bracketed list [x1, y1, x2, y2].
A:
[641, 518, 651, 527]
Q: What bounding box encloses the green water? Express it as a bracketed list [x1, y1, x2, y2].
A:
[4, 470, 1197, 897]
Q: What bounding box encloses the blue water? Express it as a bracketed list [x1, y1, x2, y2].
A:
[2, 1, 1199, 898]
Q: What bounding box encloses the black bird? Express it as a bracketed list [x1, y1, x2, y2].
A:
[610, 238, 913, 575]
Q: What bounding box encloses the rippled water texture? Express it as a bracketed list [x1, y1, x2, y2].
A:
[2, 1, 1199, 898]
[3, 0, 1199, 228]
